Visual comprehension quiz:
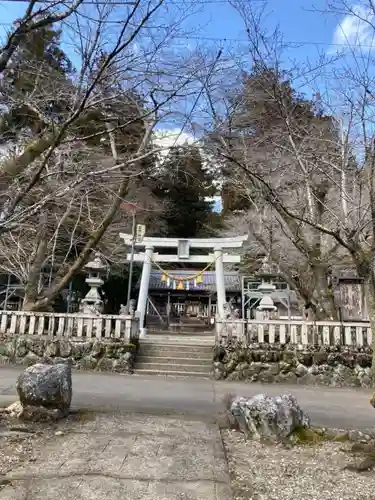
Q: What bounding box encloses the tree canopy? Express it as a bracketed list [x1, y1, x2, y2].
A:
[152, 145, 217, 238]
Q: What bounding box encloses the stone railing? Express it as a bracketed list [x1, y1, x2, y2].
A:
[0, 310, 139, 343]
[216, 319, 373, 347]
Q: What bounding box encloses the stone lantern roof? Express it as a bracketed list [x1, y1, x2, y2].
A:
[84, 253, 107, 274]
[255, 256, 280, 281]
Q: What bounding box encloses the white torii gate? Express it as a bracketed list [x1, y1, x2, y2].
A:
[119, 234, 248, 337]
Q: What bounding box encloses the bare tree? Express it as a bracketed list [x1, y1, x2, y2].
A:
[206, 0, 375, 372]
[0, 0, 219, 310]
[205, 0, 364, 320]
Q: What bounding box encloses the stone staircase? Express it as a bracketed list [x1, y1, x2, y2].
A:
[135, 333, 214, 378]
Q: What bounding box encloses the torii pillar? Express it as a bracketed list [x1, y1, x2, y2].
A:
[137, 245, 153, 336]
[214, 247, 226, 320]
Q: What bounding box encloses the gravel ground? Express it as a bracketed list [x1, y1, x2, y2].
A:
[0, 431, 37, 475]
[223, 429, 375, 500]
[0, 412, 55, 490]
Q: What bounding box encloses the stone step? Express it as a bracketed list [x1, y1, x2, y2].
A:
[136, 362, 212, 374]
[135, 369, 211, 378]
[170, 324, 211, 330]
[138, 351, 213, 361]
[149, 330, 213, 336]
[140, 338, 214, 346]
[138, 344, 213, 356]
[136, 336, 213, 379]
[142, 335, 214, 345]
[137, 355, 212, 366]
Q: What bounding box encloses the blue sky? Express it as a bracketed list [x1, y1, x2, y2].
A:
[0, 0, 371, 127]
[0, 0, 363, 102]
[187, 0, 337, 53]
[0, 0, 371, 203]
[0, 0, 360, 58]
[0, 0, 366, 74]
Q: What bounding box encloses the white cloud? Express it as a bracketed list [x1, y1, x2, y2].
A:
[331, 3, 375, 50]
[153, 129, 196, 151]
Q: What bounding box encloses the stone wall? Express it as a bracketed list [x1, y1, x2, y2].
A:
[0, 335, 138, 373]
[213, 342, 373, 387]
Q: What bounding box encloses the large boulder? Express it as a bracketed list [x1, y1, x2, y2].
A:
[16, 363, 72, 419]
[230, 393, 310, 441]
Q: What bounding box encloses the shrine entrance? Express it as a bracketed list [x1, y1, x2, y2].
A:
[119, 234, 247, 337]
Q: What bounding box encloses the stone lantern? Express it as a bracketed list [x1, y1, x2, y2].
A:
[79, 253, 108, 315]
[255, 256, 278, 320]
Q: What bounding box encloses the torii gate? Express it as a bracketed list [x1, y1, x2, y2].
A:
[119, 234, 248, 336]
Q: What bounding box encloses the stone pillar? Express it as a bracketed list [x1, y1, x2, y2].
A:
[214, 247, 226, 319]
[136, 245, 153, 338]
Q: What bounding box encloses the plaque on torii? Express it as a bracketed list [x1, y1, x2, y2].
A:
[119, 233, 248, 337]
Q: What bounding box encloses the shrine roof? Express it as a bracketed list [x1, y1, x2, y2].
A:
[137, 270, 242, 292]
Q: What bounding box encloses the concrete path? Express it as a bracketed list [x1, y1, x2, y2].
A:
[0, 412, 231, 499]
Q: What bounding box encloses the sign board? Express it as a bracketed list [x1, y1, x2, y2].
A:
[136, 224, 146, 243]
[121, 202, 138, 214]
[177, 239, 190, 259]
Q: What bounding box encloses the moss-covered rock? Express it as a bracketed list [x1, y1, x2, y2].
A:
[215, 342, 374, 387]
[290, 427, 326, 445]
[313, 352, 328, 366]
[0, 336, 137, 374]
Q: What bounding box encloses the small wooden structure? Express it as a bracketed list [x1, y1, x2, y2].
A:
[333, 274, 368, 321]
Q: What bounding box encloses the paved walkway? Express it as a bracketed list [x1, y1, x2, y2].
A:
[1, 412, 230, 500]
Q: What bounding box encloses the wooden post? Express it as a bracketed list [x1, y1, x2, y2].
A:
[167, 292, 171, 326]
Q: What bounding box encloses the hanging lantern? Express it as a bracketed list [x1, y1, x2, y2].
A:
[161, 272, 167, 282]
[196, 273, 202, 284]
[177, 280, 184, 290]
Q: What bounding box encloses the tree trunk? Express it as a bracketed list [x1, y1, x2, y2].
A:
[22, 214, 47, 311]
[26, 176, 131, 312]
[1, 134, 54, 178]
[289, 266, 337, 320]
[363, 280, 375, 377]
[352, 250, 375, 377]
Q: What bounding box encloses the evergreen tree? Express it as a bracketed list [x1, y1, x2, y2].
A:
[152, 145, 217, 238]
[0, 24, 73, 141]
